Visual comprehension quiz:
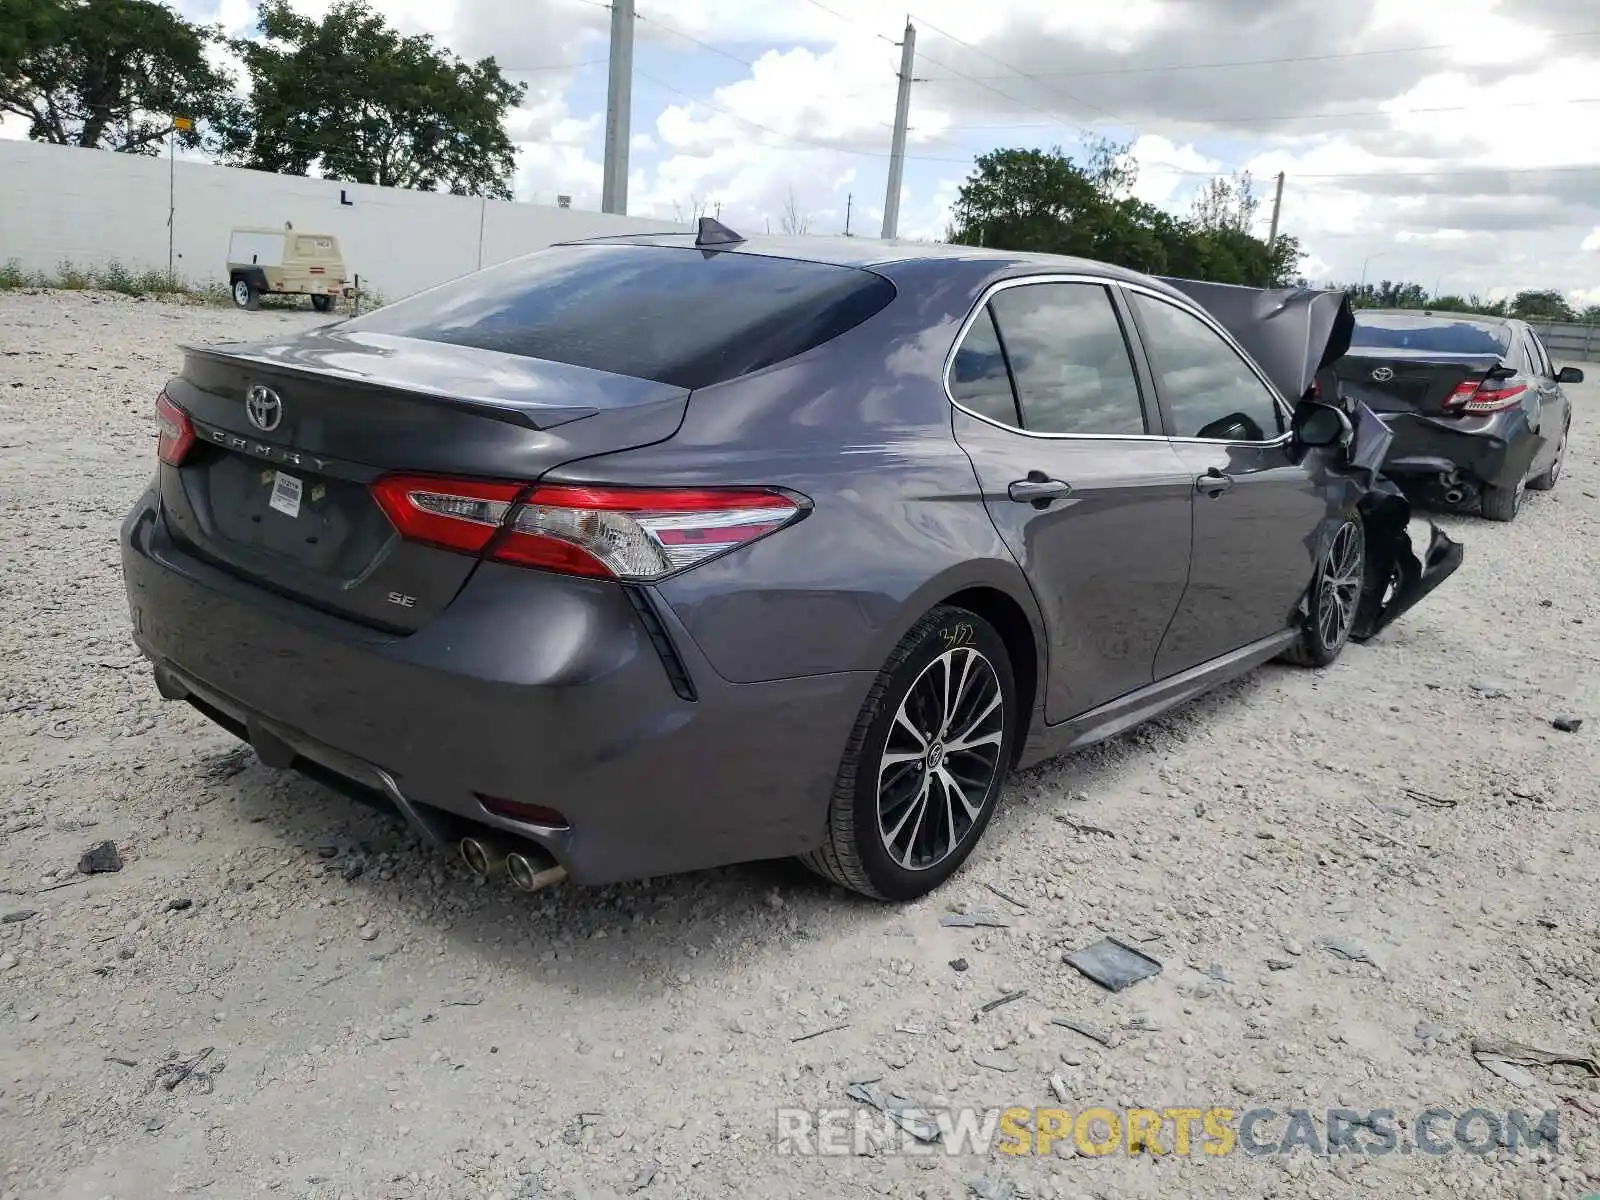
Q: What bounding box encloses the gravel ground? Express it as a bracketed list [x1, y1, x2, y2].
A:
[2, 289, 1599, 1200]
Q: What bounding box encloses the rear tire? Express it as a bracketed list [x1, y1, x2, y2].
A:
[1527, 423, 1568, 492]
[801, 606, 1017, 901]
[1480, 478, 1523, 521]
[1280, 516, 1365, 668]
[232, 277, 260, 311]
[311, 294, 334, 313]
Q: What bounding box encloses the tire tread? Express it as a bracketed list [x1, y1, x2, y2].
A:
[800, 605, 977, 899]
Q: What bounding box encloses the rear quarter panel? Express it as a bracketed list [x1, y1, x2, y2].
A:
[542, 258, 1046, 685]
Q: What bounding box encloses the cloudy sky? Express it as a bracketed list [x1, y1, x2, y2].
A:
[26, 0, 1600, 302]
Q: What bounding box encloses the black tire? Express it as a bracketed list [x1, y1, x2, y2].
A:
[311, 294, 334, 313]
[1280, 516, 1365, 668]
[231, 277, 260, 311]
[801, 606, 1017, 900]
[1480, 478, 1523, 521]
[1527, 422, 1568, 492]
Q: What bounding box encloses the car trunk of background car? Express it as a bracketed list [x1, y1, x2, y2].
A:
[158, 334, 690, 633]
[1334, 350, 1517, 417]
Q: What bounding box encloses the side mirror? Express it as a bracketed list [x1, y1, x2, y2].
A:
[1294, 402, 1354, 449]
[1558, 366, 1585, 385]
[1194, 412, 1266, 442]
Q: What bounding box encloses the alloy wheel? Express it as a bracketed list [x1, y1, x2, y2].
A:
[1317, 521, 1364, 649]
[876, 646, 1005, 871]
[233, 280, 250, 307]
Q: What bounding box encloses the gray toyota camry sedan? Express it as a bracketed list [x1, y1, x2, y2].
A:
[121, 222, 1461, 900]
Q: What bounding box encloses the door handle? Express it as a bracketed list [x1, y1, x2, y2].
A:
[1007, 475, 1073, 505]
[1196, 468, 1233, 496]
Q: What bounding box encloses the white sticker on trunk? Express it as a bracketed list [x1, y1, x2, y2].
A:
[269, 471, 303, 518]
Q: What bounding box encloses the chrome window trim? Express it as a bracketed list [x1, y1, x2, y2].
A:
[942, 272, 1294, 448]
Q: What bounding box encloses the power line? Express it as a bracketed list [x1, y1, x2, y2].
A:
[934, 93, 1600, 133]
[920, 28, 1600, 81]
[635, 11, 756, 69]
[632, 66, 978, 164]
[910, 13, 1124, 126]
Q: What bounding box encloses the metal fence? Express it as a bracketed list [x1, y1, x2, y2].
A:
[1528, 321, 1600, 362]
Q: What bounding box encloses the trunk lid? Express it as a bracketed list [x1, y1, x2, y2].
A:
[158, 328, 689, 632]
[1335, 349, 1505, 416]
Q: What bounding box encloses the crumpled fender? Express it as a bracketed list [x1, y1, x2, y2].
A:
[1350, 479, 1464, 641]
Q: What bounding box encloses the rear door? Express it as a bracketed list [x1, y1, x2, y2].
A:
[949, 277, 1193, 722]
[1522, 325, 1566, 467]
[1122, 287, 1329, 678]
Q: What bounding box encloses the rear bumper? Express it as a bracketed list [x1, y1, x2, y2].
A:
[121, 490, 869, 885]
[1377, 409, 1543, 491]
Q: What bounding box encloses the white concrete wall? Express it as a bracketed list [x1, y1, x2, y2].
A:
[0, 139, 686, 301]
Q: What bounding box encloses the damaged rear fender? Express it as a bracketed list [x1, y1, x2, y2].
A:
[1351, 481, 1464, 641]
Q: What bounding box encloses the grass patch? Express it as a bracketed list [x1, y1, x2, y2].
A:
[1, 258, 385, 312]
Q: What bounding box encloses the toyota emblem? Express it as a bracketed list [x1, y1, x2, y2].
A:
[1369, 367, 1395, 382]
[245, 384, 283, 432]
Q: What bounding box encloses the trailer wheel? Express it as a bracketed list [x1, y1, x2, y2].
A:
[231, 277, 260, 311]
[311, 294, 333, 313]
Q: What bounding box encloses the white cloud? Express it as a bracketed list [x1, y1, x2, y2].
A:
[1583, 228, 1600, 253]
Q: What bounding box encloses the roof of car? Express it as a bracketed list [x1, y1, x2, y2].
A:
[564, 230, 1167, 286]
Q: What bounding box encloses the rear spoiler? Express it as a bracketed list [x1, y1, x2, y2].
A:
[1157, 278, 1355, 402]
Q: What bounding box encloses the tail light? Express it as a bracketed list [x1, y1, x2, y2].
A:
[155, 391, 195, 465]
[1445, 377, 1529, 414]
[371, 475, 805, 581]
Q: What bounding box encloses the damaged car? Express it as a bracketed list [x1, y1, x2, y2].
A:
[1335, 309, 1581, 521]
[121, 225, 1463, 902]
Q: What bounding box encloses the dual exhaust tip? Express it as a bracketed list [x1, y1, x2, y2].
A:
[459, 835, 568, 893]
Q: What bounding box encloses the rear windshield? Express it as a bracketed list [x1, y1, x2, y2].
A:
[1350, 313, 1511, 355]
[346, 243, 897, 389]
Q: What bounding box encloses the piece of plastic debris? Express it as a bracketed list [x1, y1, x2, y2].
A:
[940, 908, 1012, 928]
[1477, 1057, 1539, 1089]
[1063, 937, 1162, 992]
[968, 1175, 1019, 1200]
[981, 882, 1029, 909]
[979, 990, 1026, 1014]
[78, 841, 122, 874]
[792, 1023, 850, 1043]
[1471, 1038, 1600, 1078]
[1051, 1017, 1115, 1046]
[1316, 934, 1381, 970]
[844, 1081, 941, 1143]
[973, 1051, 1019, 1073]
[1552, 715, 1584, 733]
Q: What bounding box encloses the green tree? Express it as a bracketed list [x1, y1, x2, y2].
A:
[946, 146, 1300, 286]
[218, 0, 526, 198]
[0, 0, 231, 153]
[1189, 170, 1260, 236]
[1508, 289, 1576, 322]
[1579, 304, 1600, 324]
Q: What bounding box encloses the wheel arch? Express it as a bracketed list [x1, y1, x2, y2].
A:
[862, 560, 1045, 769]
[939, 585, 1040, 767]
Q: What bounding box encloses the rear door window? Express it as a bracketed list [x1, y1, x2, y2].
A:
[949, 307, 1021, 426]
[984, 283, 1147, 436]
[1526, 328, 1553, 378]
[1129, 292, 1285, 441]
[348, 244, 896, 389]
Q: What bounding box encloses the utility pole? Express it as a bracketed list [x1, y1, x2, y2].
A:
[1265, 170, 1284, 281]
[844, 193, 853, 236]
[881, 19, 916, 240]
[601, 0, 635, 215]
